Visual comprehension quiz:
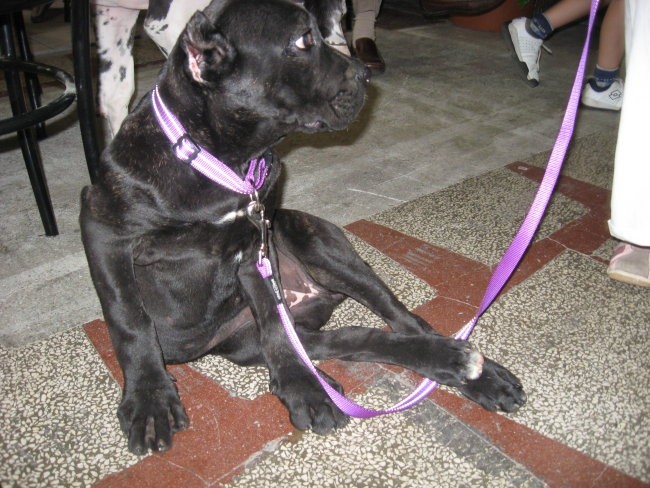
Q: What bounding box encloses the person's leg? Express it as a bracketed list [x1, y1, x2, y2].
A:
[504, 0, 611, 86]
[581, 0, 625, 110]
[352, 0, 380, 42]
[352, 0, 384, 74]
[542, 0, 608, 30]
[595, 0, 624, 70]
[608, 0, 650, 287]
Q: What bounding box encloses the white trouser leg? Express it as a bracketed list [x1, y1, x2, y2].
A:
[608, 0, 650, 246]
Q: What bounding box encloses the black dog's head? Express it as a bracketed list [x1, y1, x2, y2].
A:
[159, 0, 369, 161]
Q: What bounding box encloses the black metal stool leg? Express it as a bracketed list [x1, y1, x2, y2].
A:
[71, 0, 100, 184]
[1, 14, 58, 236]
[13, 11, 47, 139]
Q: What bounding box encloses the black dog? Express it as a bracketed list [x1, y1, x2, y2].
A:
[80, 0, 526, 455]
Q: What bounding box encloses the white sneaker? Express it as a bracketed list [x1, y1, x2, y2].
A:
[504, 17, 543, 86]
[581, 79, 624, 111]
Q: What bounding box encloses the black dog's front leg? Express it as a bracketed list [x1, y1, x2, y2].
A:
[80, 213, 189, 454]
[237, 258, 349, 434]
[272, 209, 526, 413]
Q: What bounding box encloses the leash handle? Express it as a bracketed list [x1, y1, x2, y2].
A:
[264, 0, 600, 418]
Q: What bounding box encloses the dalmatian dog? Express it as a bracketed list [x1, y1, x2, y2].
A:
[93, 0, 350, 137]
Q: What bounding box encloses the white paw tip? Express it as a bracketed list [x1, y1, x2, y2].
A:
[467, 351, 484, 380]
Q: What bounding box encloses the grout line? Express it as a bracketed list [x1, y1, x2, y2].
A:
[347, 188, 406, 203]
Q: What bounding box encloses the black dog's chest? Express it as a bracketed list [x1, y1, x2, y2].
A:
[132, 222, 256, 354]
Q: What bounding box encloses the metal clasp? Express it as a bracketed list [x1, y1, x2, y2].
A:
[246, 193, 270, 264]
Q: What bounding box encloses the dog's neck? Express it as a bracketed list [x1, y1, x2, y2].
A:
[156, 61, 282, 172]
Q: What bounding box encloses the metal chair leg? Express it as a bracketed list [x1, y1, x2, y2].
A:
[1, 14, 58, 236]
[13, 11, 47, 139]
[71, 0, 100, 184]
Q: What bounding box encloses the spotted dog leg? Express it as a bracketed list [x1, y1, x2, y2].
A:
[143, 0, 210, 57]
[94, 5, 140, 137]
[319, 0, 351, 56]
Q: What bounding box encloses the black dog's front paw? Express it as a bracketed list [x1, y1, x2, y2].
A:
[419, 337, 484, 387]
[117, 379, 190, 455]
[270, 368, 349, 435]
[458, 357, 527, 413]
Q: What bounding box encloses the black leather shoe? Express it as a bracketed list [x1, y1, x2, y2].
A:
[354, 38, 386, 75]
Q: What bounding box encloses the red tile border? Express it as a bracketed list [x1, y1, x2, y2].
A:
[505, 162, 610, 212]
[506, 162, 612, 257]
[413, 297, 478, 336]
[431, 389, 648, 488]
[345, 219, 647, 488]
[548, 211, 610, 255]
[94, 456, 207, 488]
[345, 219, 493, 307]
[83, 320, 384, 488]
[84, 320, 293, 487]
[345, 220, 566, 308]
[85, 319, 123, 385]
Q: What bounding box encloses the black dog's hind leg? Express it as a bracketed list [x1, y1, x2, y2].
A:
[237, 256, 350, 434]
[272, 209, 433, 336]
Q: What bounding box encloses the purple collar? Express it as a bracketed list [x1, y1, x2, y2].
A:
[151, 85, 268, 196]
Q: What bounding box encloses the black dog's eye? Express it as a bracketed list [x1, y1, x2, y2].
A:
[294, 30, 315, 51]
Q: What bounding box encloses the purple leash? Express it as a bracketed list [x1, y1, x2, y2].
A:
[153, 0, 599, 418]
[256, 0, 600, 417]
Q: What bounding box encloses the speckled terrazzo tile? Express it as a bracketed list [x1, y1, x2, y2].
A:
[227, 376, 546, 488]
[469, 251, 650, 481]
[523, 130, 617, 190]
[190, 356, 270, 400]
[325, 232, 437, 328]
[370, 168, 586, 265]
[593, 238, 619, 262]
[190, 232, 436, 399]
[0, 328, 140, 487]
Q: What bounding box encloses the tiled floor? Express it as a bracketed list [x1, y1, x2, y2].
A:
[1, 1, 648, 487]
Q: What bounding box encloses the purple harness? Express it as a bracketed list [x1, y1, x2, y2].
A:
[152, 0, 599, 417]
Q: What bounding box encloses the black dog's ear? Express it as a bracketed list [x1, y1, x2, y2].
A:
[182, 11, 235, 84]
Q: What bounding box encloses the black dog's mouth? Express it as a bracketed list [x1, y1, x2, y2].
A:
[330, 89, 364, 123]
[301, 88, 364, 133]
[304, 120, 328, 131]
